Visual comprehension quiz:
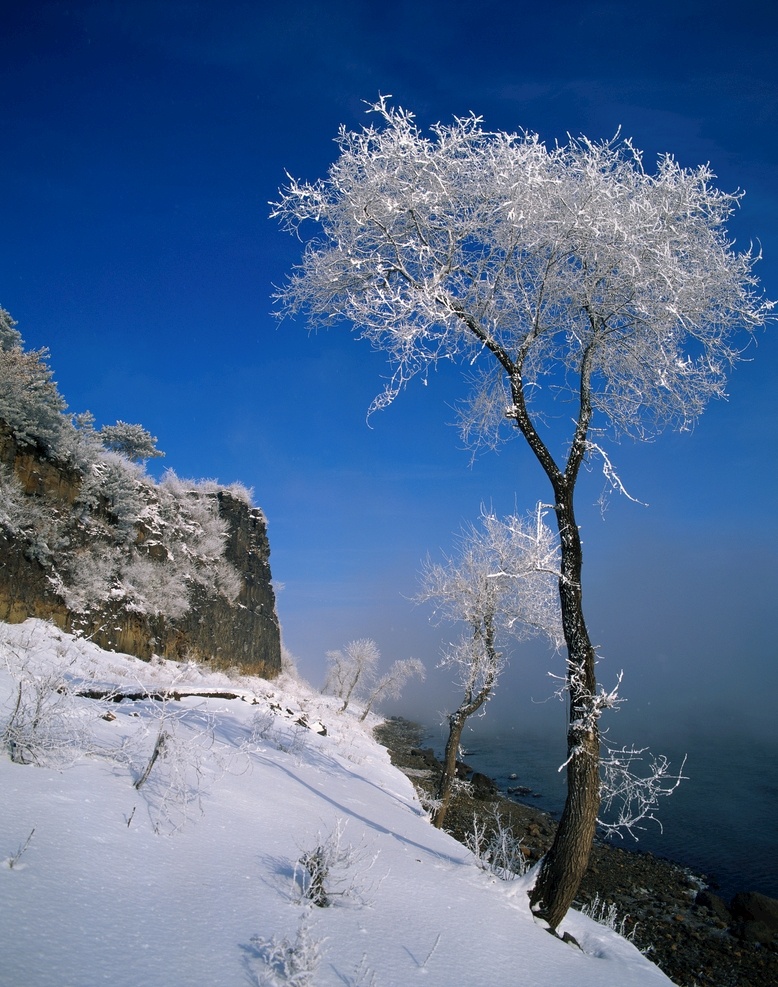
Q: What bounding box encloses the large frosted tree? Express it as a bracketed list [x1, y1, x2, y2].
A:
[272, 99, 773, 930]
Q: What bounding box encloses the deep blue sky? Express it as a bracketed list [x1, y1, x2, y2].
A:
[2, 0, 776, 743]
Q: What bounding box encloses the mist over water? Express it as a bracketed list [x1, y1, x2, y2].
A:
[419, 720, 778, 903]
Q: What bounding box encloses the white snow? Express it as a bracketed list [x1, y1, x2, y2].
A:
[0, 619, 673, 987]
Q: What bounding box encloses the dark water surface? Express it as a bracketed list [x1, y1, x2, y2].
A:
[422, 723, 778, 902]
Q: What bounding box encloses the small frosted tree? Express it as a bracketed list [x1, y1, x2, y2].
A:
[358, 657, 425, 722]
[323, 638, 423, 718]
[273, 99, 773, 927]
[99, 420, 165, 462]
[323, 638, 380, 712]
[418, 506, 561, 827]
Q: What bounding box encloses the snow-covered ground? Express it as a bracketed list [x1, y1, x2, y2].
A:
[1, 619, 672, 987]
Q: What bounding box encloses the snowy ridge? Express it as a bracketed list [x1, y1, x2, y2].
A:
[0, 620, 672, 986]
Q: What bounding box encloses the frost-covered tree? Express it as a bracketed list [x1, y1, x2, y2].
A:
[273, 99, 773, 928]
[323, 638, 380, 712]
[0, 308, 67, 453]
[418, 507, 561, 828]
[0, 306, 23, 350]
[358, 656, 425, 722]
[323, 638, 423, 718]
[99, 420, 165, 462]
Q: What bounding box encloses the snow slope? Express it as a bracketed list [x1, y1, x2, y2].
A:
[0, 620, 672, 987]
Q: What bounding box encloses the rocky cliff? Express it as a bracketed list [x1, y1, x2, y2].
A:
[0, 421, 282, 677]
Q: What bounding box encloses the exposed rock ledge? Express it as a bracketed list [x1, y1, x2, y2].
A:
[0, 422, 281, 677]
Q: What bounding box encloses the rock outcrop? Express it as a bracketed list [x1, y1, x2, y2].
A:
[0, 421, 281, 677]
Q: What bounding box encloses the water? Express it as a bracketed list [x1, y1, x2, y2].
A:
[422, 723, 778, 903]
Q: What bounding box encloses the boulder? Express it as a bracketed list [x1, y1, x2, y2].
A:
[695, 889, 731, 925]
[470, 771, 498, 799]
[730, 891, 778, 944]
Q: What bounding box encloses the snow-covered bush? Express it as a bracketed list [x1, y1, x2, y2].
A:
[74, 451, 147, 536]
[249, 912, 324, 986]
[579, 893, 637, 941]
[0, 466, 64, 564]
[295, 820, 378, 908]
[465, 808, 529, 880]
[119, 698, 221, 834]
[0, 629, 104, 767]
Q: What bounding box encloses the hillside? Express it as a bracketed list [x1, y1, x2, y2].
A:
[0, 308, 281, 675]
[0, 619, 672, 987]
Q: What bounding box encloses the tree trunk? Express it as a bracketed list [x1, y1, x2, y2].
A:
[528, 486, 601, 932]
[432, 712, 466, 829]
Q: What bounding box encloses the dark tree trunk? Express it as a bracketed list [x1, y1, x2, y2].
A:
[528, 485, 600, 931]
[432, 711, 466, 829]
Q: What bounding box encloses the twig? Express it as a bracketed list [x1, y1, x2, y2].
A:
[134, 728, 168, 789]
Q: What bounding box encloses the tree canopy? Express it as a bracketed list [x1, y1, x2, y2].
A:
[274, 98, 771, 457]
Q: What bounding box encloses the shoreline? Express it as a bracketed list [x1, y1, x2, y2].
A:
[375, 717, 778, 987]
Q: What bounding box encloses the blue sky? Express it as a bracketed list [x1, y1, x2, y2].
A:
[2, 0, 776, 741]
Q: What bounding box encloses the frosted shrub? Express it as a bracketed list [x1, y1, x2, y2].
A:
[466, 808, 528, 880]
[249, 912, 324, 987]
[580, 893, 636, 941]
[60, 544, 123, 614]
[123, 700, 218, 834]
[0, 467, 64, 563]
[153, 471, 243, 602]
[295, 820, 377, 907]
[0, 632, 102, 767]
[117, 553, 190, 620]
[75, 453, 146, 536]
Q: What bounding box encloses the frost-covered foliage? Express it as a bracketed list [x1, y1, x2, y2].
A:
[0, 310, 245, 623]
[98, 420, 165, 462]
[273, 98, 772, 441]
[53, 470, 243, 619]
[323, 639, 380, 712]
[0, 628, 106, 767]
[598, 743, 687, 841]
[249, 912, 324, 986]
[357, 657, 425, 722]
[323, 639, 424, 718]
[0, 308, 67, 453]
[295, 819, 378, 908]
[579, 893, 637, 941]
[466, 808, 529, 881]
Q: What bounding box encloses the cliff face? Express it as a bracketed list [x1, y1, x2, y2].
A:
[0, 422, 282, 677]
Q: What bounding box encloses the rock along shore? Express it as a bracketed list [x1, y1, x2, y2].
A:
[375, 717, 778, 987]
